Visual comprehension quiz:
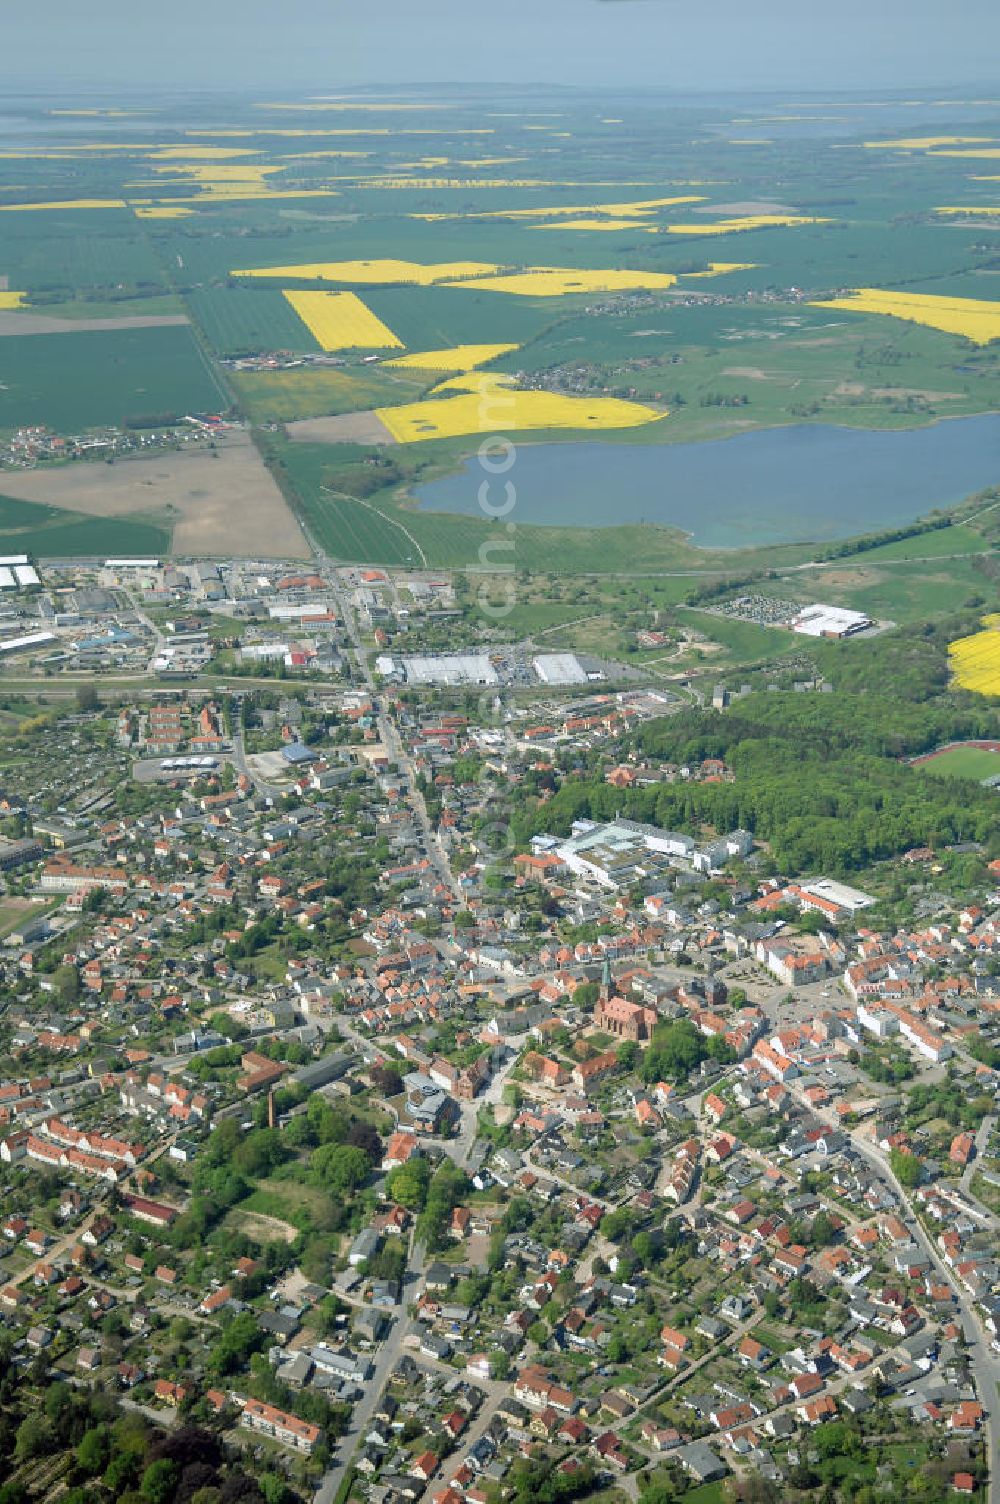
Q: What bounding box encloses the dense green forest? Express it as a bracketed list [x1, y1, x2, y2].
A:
[511, 622, 1000, 875]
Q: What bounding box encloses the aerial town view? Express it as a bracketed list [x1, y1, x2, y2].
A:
[0, 4, 999, 1504]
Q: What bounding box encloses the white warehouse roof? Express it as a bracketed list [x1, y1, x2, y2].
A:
[401, 653, 498, 686]
[789, 604, 871, 638]
[532, 653, 590, 685]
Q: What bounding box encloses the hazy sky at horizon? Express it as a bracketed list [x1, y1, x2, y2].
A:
[3, 0, 999, 94]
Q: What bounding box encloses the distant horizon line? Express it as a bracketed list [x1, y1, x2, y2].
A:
[2, 78, 1000, 99]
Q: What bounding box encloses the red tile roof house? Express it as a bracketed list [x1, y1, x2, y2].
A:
[240, 1398, 321, 1453]
[799, 1395, 838, 1425]
[949, 1402, 984, 1433]
[737, 1336, 770, 1370]
[703, 1092, 727, 1124]
[659, 1324, 690, 1352]
[199, 1284, 233, 1315]
[154, 1379, 190, 1407]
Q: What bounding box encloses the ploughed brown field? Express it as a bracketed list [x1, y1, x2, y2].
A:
[0, 431, 310, 558]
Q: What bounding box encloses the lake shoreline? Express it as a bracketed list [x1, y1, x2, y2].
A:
[404, 412, 1000, 549]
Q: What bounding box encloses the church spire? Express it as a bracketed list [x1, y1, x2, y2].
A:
[600, 954, 613, 1001]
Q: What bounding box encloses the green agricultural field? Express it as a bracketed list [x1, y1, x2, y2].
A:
[0, 209, 168, 292]
[496, 298, 1000, 443]
[0, 491, 170, 558]
[5, 87, 1000, 571]
[362, 284, 557, 349]
[0, 495, 66, 531]
[919, 745, 1000, 780]
[231, 364, 427, 423]
[13, 293, 185, 320]
[0, 325, 229, 431]
[186, 285, 322, 356]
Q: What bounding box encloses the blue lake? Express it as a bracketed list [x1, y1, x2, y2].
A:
[411, 416, 1000, 548]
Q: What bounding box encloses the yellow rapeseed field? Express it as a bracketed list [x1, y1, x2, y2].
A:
[683, 262, 758, 277]
[275, 151, 371, 159]
[0, 199, 128, 211]
[535, 218, 650, 231]
[175, 189, 337, 203]
[142, 162, 281, 186]
[377, 373, 663, 443]
[811, 288, 1000, 344]
[935, 205, 1000, 217]
[0, 291, 26, 309]
[452, 267, 677, 297]
[258, 102, 454, 111]
[666, 214, 828, 235]
[864, 135, 995, 149]
[126, 161, 342, 205]
[283, 291, 403, 351]
[948, 618, 1000, 695]
[384, 344, 518, 372]
[413, 194, 703, 224]
[146, 146, 258, 160]
[350, 177, 554, 189]
[503, 195, 705, 218]
[133, 205, 197, 218]
[927, 148, 1000, 159]
[233, 259, 499, 285]
[187, 128, 390, 138]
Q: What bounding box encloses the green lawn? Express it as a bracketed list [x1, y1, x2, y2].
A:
[920, 745, 1000, 781]
[680, 1483, 727, 1504]
[241, 1177, 331, 1231]
[679, 607, 801, 664]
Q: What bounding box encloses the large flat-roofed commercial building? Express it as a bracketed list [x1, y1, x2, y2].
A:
[800, 877, 875, 913]
[0, 838, 43, 871]
[532, 653, 591, 685]
[789, 604, 871, 639]
[396, 653, 499, 686]
[554, 818, 694, 890]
